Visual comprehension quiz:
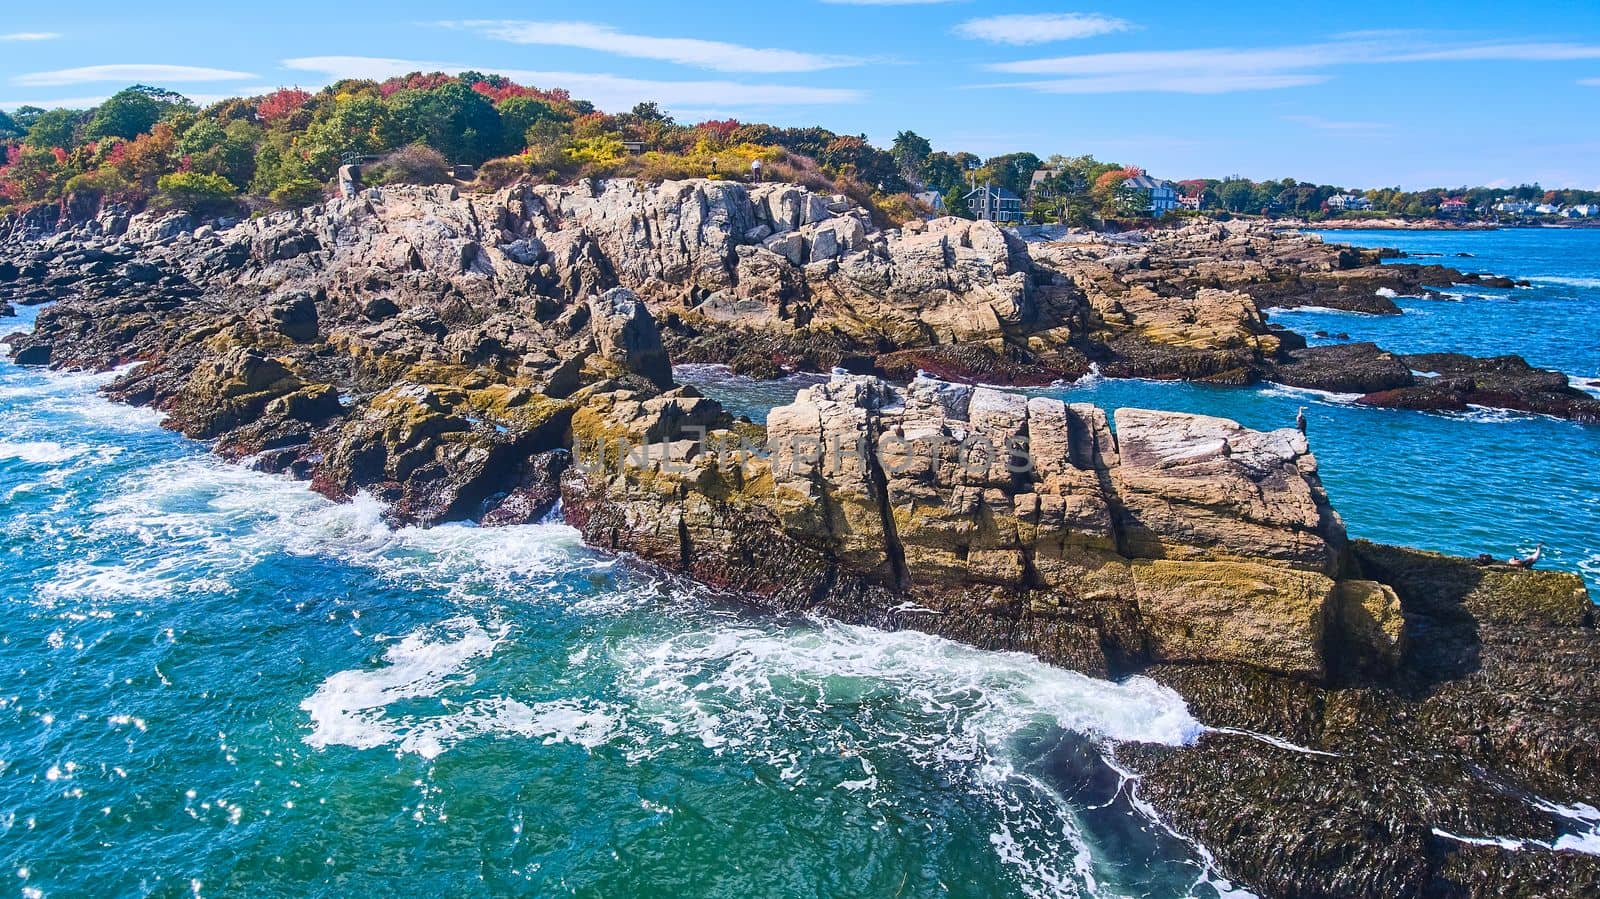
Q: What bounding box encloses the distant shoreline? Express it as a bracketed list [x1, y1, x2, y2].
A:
[1284, 217, 1600, 232]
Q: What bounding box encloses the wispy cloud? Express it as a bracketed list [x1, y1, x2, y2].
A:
[1580, 77, 1600, 86]
[1, 32, 61, 41]
[983, 37, 1600, 94]
[443, 20, 860, 73]
[281, 56, 862, 107]
[1283, 114, 1390, 133]
[990, 73, 1328, 95]
[13, 63, 259, 87]
[0, 95, 109, 110]
[0, 86, 281, 111]
[954, 14, 1133, 46]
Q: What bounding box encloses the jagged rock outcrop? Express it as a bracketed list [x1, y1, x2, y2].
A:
[6, 178, 1593, 420]
[562, 371, 1389, 680]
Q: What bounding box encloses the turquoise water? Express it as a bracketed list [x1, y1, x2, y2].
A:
[2, 228, 1596, 899]
[1280, 228, 1600, 376]
[0, 304, 1235, 898]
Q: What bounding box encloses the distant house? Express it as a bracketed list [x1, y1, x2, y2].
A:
[621, 140, 647, 154]
[1569, 204, 1600, 217]
[913, 190, 946, 214]
[1494, 200, 1536, 216]
[1438, 198, 1470, 217]
[1327, 193, 1373, 212]
[1178, 193, 1205, 211]
[1121, 174, 1179, 214]
[965, 185, 1024, 224]
[1029, 168, 1062, 193]
[1534, 203, 1560, 215]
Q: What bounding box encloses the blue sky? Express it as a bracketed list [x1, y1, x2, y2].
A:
[3, 1, 1599, 189]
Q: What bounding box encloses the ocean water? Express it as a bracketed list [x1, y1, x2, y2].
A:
[0, 302, 1237, 899]
[1279, 228, 1600, 376]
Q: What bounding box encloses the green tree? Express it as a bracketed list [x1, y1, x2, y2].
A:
[979, 152, 1042, 197]
[86, 85, 193, 141]
[11, 106, 46, 130]
[890, 130, 932, 186]
[0, 109, 21, 140]
[497, 96, 563, 155]
[388, 80, 503, 165]
[1215, 178, 1260, 213]
[919, 151, 965, 195]
[299, 94, 399, 177]
[23, 108, 82, 149]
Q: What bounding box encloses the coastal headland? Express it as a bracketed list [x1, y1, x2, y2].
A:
[4, 178, 1598, 896]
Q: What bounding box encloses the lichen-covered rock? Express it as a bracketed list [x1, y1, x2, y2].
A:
[563, 372, 1383, 679]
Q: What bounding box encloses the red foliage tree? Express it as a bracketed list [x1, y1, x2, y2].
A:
[257, 88, 312, 124]
[695, 119, 741, 143]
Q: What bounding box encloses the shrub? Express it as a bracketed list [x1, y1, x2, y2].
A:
[268, 176, 324, 208]
[366, 144, 450, 185]
[155, 171, 239, 214]
[474, 155, 532, 190]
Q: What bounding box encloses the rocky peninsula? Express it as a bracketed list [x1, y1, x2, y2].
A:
[3, 179, 1598, 896]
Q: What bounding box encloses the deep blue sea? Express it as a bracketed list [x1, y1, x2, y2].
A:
[0, 227, 1595, 898]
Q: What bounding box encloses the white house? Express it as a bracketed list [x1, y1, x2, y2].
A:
[1534, 203, 1560, 215]
[1122, 174, 1179, 214]
[1494, 201, 1536, 216]
[1567, 204, 1600, 217]
[1327, 193, 1373, 211]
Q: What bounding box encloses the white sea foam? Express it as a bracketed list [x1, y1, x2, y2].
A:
[1261, 305, 1381, 317]
[38, 450, 607, 603]
[300, 616, 624, 760]
[1531, 276, 1600, 289]
[1570, 375, 1600, 400]
[1431, 800, 1600, 857]
[0, 439, 95, 465]
[1259, 382, 1363, 405]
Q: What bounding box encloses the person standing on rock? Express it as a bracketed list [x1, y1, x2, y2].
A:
[710, 157, 719, 177]
[1296, 406, 1308, 435]
[751, 158, 763, 183]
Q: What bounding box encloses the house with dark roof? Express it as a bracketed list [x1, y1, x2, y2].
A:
[1120, 174, 1179, 215]
[965, 185, 1024, 224]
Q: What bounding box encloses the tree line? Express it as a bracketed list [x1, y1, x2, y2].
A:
[2, 74, 1594, 223]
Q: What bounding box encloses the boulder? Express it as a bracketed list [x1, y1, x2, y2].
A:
[587, 287, 673, 388]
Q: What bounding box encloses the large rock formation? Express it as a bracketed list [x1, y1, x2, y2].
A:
[562, 371, 1394, 681]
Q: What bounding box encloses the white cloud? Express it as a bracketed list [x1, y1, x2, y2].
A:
[0, 95, 109, 110]
[1283, 114, 1389, 133]
[444, 20, 860, 73]
[954, 14, 1133, 46]
[13, 64, 259, 87]
[281, 56, 862, 107]
[983, 37, 1600, 94]
[1579, 77, 1600, 86]
[992, 73, 1329, 95]
[1, 32, 61, 41]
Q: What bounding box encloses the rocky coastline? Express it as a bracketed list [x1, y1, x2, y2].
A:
[3, 178, 1598, 896]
